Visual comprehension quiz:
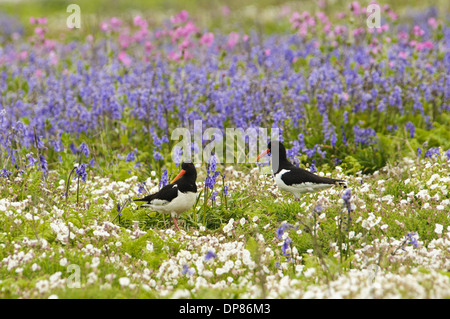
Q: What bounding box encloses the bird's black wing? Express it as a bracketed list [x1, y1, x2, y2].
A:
[281, 165, 345, 186]
[134, 183, 179, 204]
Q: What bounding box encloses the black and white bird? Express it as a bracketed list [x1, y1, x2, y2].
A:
[134, 162, 197, 231]
[256, 141, 346, 200]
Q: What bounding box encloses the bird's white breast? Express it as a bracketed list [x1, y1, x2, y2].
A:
[143, 190, 197, 216]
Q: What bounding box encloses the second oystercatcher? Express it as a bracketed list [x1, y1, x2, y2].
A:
[256, 141, 346, 199]
[134, 162, 197, 231]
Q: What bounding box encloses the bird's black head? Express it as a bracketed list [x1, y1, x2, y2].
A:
[256, 140, 288, 173]
[266, 141, 287, 161]
[171, 161, 197, 183]
[181, 161, 197, 176]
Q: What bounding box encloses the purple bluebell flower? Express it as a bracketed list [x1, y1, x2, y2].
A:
[153, 151, 163, 161]
[116, 203, 122, 217]
[138, 182, 145, 195]
[417, 147, 422, 158]
[405, 232, 418, 248]
[69, 143, 79, 155]
[424, 147, 440, 159]
[181, 264, 194, 276]
[405, 122, 415, 138]
[282, 237, 292, 256]
[0, 168, 12, 178]
[39, 154, 48, 174]
[173, 146, 183, 166]
[126, 150, 136, 162]
[205, 154, 220, 191]
[313, 203, 323, 214]
[309, 160, 317, 173]
[353, 125, 377, 146]
[74, 163, 87, 182]
[387, 125, 398, 133]
[36, 136, 45, 150]
[209, 154, 217, 173]
[159, 169, 168, 189]
[26, 153, 38, 167]
[276, 223, 291, 239]
[79, 142, 89, 157]
[204, 250, 217, 261]
[342, 188, 353, 213]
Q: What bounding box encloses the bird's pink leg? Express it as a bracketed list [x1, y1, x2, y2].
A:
[173, 217, 180, 231]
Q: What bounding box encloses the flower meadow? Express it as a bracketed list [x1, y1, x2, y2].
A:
[0, 1, 450, 299]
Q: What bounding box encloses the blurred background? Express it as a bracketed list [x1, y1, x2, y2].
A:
[0, 0, 449, 38]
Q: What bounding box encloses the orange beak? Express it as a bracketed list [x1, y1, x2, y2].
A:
[171, 169, 186, 183]
[256, 148, 270, 161]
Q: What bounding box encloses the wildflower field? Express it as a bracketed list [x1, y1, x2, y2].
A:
[0, 0, 449, 300]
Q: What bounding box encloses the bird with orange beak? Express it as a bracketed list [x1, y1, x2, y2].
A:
[134, 162, 197, 231]
[257, 141, 346, 200]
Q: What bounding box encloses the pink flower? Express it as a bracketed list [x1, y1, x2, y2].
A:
[398, 31, 409, 41]
[171, 10, 189, 24]
[352, 27, 365, 37]
[413, 25, 425, 37]
[109, 17, 122, 31]
[264, 49, 271, 56]
[133, 16, 148, 28]
[35, 69, 43, 78]
[200, 32, 214, 47]
[334, 25, 347, 35]
[316, 12, 328, 22]
[168, 51, 182, 62]
[427, 18, 439, 29]
[336, 12, 346, 19]
[34, 27, 43, 36]
[133, 28, 148, 42]
[44, 39, 56, 50]
[49, 50, 58, 65]
[119, 33, 131, 49]
[398, 51, 408, 59]
[227, 32, 239, 49]
[18, 51, 28, 61]
[376, 24, 389, 33]
[415, 41, 434, 51]
[182, 21, 198, 36]
[349, 1, 361, 15]
[221, 6, 230, 16]
[298, 24, 308, 37]
[37, 17, 47, 25]
[242, 34, 249, 42]
[145, 41, 153, 53]
[29, 17, 36, 24]
[178, 38, 191, 51]
[100, 22, 109, 32]
[118, 51, 131, 66]
[290, 11, 301, 24]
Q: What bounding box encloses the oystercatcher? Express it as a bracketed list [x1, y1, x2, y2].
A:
[256, 141, 346, 199]
[134, 162, 197, 231]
